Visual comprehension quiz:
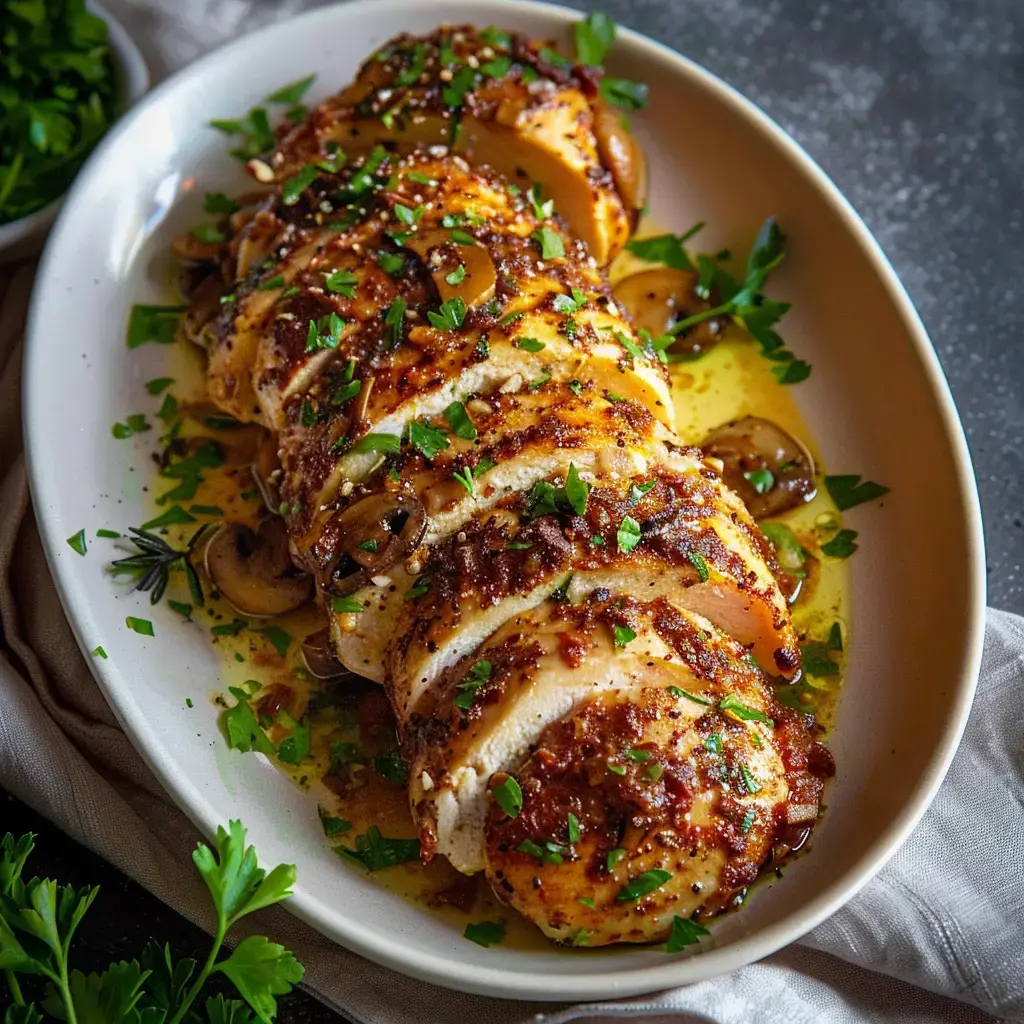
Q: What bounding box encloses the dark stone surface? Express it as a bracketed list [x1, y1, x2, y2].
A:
[4, 3, 1021, 1022]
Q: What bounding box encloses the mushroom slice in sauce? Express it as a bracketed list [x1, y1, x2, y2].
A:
[302, 627, 350, 679]
[703, 416, 817, 519]
[612, 268, 726, 359]
[204, 518, 312, 616]
[316, 493, 427, 597]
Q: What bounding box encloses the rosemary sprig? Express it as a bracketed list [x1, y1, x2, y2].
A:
[110, 526, 207, 606]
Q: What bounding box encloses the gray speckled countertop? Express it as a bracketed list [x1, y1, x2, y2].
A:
[559, 0, 1024, 613]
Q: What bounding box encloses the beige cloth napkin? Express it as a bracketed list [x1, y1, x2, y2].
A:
[3, 246, 1023, 1024]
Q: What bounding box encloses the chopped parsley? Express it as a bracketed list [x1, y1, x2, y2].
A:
[666, 915, 710, 952]
[801, 640, 840, 678]
[351, 432, 401, 454]
[445, 264, 466, 286]
[408, 420, 449, 461]
[617, 515, 642, 553]
[625, 224, 703, 271]
[331, 596, 363, 614]
[628, 480, 657, 503]
[607, 848, 626, 871]
[256, 626, 292, 658]
[203, 192, 238, 215]
[125, 616, 154, 637]
[265, 74, 316, 105]
[92, 646, 107, 659]
[553, 288, 587, 314]
[743, 468, 775, 494]
[527, 183, 554, 220]
[318, 807, 352, 837]
[190, 223, 226, 244]
[573, 11, 615, 65]
[738, 764, 762, 794]
[145, 376, 175, 395]
[378, 251, 405, 276]
[427, 296, 467, 331]
[454, 659, 493, 710]
[66, 529, 87, 556]
[384, 295, 407, 348]
[567, 812, 582, 844]
[688, 551, 710, 581]
[515, 336, 545, 352]
[374, 748, 408, 785]
[719, 693, 774, 726]
[533, 226, 564, 260]
[258, 274, 286, 291]
[600, 77, 649, 110]
[820, 528, 858, 558]
[464, 921, 506, 947]
[126, 304, 185, 348]
[443, 401, 477, 440]
[613, 625, 636, 648]
[824, 474, 890, 510]
[324, 268, 358, 296]
[223, 686, 275, 755]
[523, 464, 590, 519]
[305, 311, 345, 351]
[492, 776, 523, 818]
[667, 686, 712, 706]
[405, 574, 432, 601]
[616, 869, 671, 903]
[342, 827, 420, 871]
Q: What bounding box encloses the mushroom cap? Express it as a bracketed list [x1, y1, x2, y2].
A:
[204, 518, 312, 617]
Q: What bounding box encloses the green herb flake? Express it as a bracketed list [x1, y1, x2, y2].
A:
[168, 600, 192, 619]
[140, 505, 196, 530]
[719, 693, 774, 726]
[617, 515, 642, 553]
[607, 762, 626, 776]
[821, 528, 859, 558]
[352, 432, 401, 455]
[492, 776, 523, 818]
[126, 304, 186, 348]
[125, 616, 154, 636]
[409, 420, 450, 461]
[318, 807, 353, 837]
[427, 296, 467, 331]
[685, 550, 710, 582]
[625, 226, 702, 271]
[443, 401, 478, 440]
[464, 920, 506, 947]
[600, 77, 649, 111]
[644, 762, 665, 782]
[515, 336, 545, 352]
[666, 915, 710, 952]
[760, 521, 807, 576]
[342, 826, 420, 871]
[145, 376, 175, 395]
[378, 251, 405, 276]
[405, 574, 432, 602]
[266, 74, 316, 104]
[453, 659, 492, 709]
[533, 226, 565, 260]
[445, 264, 466, 286]
[190, 223, 227, 244]
[579, 896, 597, 909]
[282, 164, 320, 205]
[574, 11, 616, 65]
[277, 719, 311, 766]
[606, 847, 626, 872]
[91, 645, 107, 659]
[331, 596, 364, 614]
[625, 747, 650, 762]
[567, 812, 582, 844]
[257, 626, 292, 658]
[96, 528, 120, 539]
[828, 621, 844, 652]
[66, 529, 87, 555]
[743, 468, 775, 495]
[739, 764, 762, 794]
[825, 474, 891, 511]
[613, 625, 637, 648]
[705, 733, 722, 755]
[801, 640, 840, 678]
[616, 868, 671, 903]
[667, 686, 712, 706]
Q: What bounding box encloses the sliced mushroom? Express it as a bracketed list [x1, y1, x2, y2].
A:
[204, 518, 312, 616]
[317, 493, 427, 596]
[404, 230, 497, 308]
[703, 416, 817, 519]
[591, 97, 647, 228]
[301, 627, 349, 679]
[612, 269, 726, 358]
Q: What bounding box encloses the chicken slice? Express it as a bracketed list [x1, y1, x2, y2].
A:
[270, 27, 640, 264]
[483, 667, 833, 945]
[404, 596, 776, 872]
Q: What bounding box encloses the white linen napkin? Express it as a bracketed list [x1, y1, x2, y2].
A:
[2, 4, 1022, 1021]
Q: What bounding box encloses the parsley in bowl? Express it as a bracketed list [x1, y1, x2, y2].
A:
[0, 0, 148, 254]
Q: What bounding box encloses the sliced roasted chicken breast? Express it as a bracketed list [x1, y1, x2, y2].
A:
[270, 27, 642, 264]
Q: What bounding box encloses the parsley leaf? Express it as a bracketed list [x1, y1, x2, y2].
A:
[454, 659, 492, 709]
[824, 474, 891, 511]
[443, 401, 477, 440]
[616, 869, 671, 902]
[427, 296, 467, 331]
[533, 226, 565, 260]
[600, 78, 649, 110]
[820, 528, 859, 558]
[464, 920, 506, 947]
[625, 224, 703, 271]
[613, 625, 636, 647]
[324, 268, 358, 297]
[574, 11, 616, 66]
[492, 776, 523, 818]
[342, 827, 420, 870]
[617, 515, 642, 553]
[351, 432, 401, 454]
[552, 288, 587, 314]
[719, 693, 774, 725]
[666, 915, 710, 952]
[408, 420, 449, 461]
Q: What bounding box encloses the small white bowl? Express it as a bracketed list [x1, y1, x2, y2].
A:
[0, 2, 149, 263]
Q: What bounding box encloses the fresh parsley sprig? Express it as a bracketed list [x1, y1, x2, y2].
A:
[0, 822, 302, 1023]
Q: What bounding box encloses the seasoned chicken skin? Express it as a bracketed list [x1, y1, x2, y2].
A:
[184, 28, 832, 949]
[270, 27, 642, 265]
